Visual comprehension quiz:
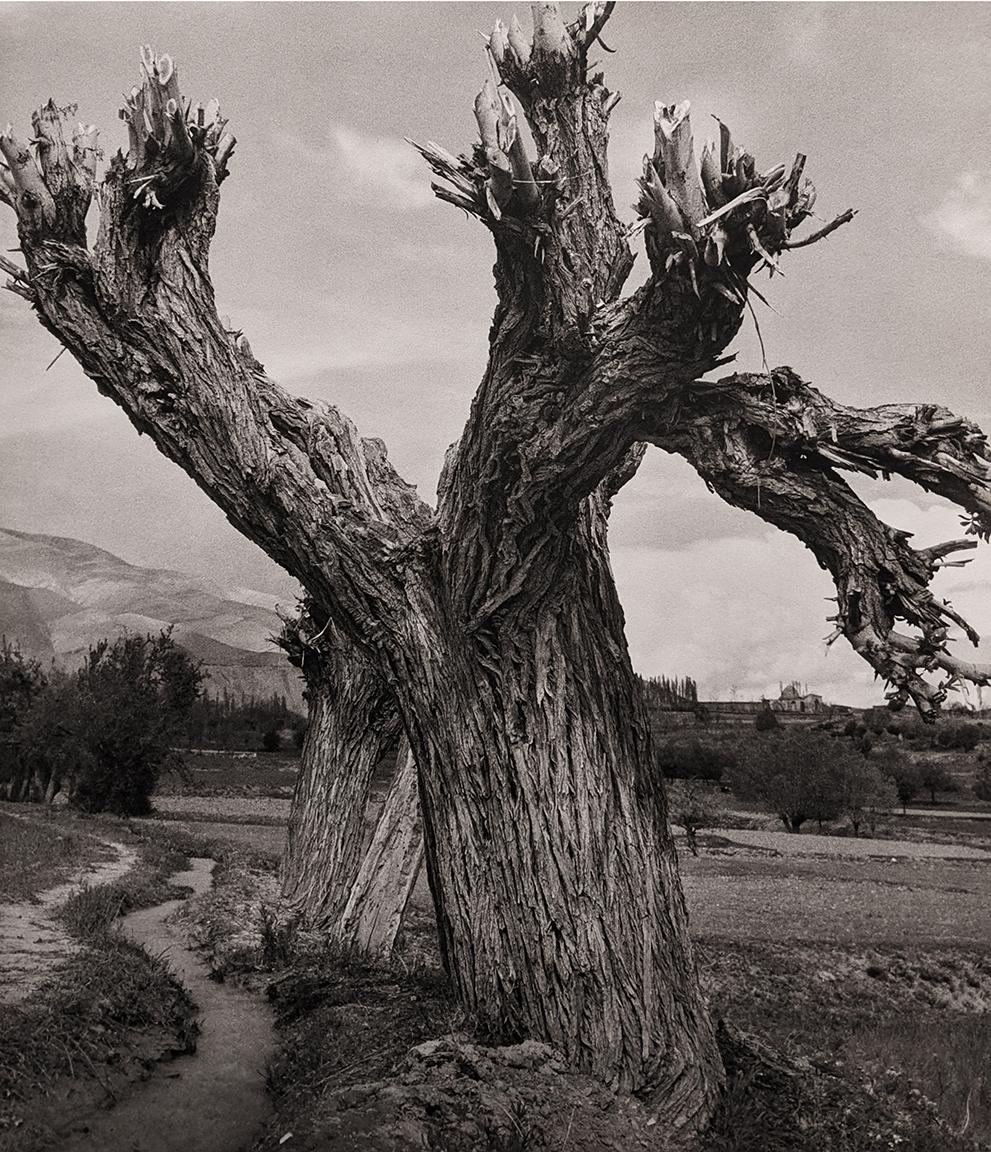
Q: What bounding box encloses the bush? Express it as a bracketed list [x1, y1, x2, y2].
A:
[975, 764, 991, 803]
[261, 728, 282, 753]
[874, 748, 922, 813]
[936, 720, 981, 751]
[654, 738, 735, 782]
[754, 705, 780, 733]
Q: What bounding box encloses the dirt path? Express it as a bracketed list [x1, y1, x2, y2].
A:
[901, 807, 991, 821]
[60, 857, 277, 1152]
[0, 826, 138, 1005]
[712, 827, 991, 859]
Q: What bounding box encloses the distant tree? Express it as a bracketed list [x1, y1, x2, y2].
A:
[874, 748, 923, 814]
[728, 730, 855, 832]
[918, 760, 953, 804]
[754, 704, 780, 733]
[0, 639, 48, 801]
[262, 728, 281, 753]
[840, 758, 895, 836]
[13, 667, 85, 804]
[667, 778, 718, 856]
[974, 764, 991, 803]
[183, 688, 304, 751]
[863, 708, 889, 735]
[936, 721, 981, 752]
[17, 630, 202, 814]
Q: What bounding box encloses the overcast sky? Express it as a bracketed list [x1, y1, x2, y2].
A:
[2, 2, 991, 706]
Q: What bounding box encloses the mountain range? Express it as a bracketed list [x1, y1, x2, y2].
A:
[0, 527, 305, 713]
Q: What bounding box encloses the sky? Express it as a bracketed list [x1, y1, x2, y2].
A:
[2, 2, 991, 707]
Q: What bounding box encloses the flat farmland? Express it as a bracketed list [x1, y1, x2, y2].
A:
[682, 830, 991, 949]
[146, 782, 991, 953]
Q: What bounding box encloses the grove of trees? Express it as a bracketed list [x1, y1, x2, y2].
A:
[183, 689, 306, 752]
[640, 674, 699, 711]
[6, 2, 991, 1135]
[728, 729, 884, 833]
[0, 631, 201, 813]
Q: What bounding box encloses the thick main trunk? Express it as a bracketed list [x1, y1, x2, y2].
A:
[398, 504, 723, 1132]
[281, 646, 397, 929]
[337, 741, 424, 956]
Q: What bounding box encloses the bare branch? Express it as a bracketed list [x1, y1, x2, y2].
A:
[781, 208, 857, 250]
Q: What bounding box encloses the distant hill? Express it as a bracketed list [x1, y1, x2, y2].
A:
[0, 527, 305, 713]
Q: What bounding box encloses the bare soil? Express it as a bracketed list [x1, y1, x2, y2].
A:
[0, 810, 116, 900]
[0, 820, 138, 1005]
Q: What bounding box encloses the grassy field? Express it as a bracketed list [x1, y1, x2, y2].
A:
[0, 810, 115, 901]
[158, 751, 299, 799]
[700, 938, 991, 1143]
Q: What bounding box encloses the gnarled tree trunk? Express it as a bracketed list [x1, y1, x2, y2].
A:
[391, 493, 720, 1117]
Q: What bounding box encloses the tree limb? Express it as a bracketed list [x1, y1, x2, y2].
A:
[649, 366, 991, 716]
[2, 52, 430, 643]
[417, 6, 856, 625]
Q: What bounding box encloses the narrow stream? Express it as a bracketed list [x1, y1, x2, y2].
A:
[61, 858, 277, 1152]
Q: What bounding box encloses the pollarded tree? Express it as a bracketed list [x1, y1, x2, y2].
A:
[6, 3, 991, 1133]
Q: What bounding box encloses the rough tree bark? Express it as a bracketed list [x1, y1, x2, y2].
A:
[278, 614, 400, 928]
[337, 740, 424, 956]
[279, 608, 422, 952]
[7, 4, 991, 1136]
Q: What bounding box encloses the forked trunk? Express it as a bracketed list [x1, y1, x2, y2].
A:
[398, 506, 723, 1129]
[337, 741, 424, 955]
[281, 645, 397, 928]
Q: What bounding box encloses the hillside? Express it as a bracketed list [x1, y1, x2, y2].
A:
[0, 528, 305, 712]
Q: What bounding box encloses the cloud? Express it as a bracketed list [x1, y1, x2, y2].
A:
[286, 125, 434, 212]
[612, 530, 881, 706]
[611, 486, 991, 710]
[923, 172, 991, 262]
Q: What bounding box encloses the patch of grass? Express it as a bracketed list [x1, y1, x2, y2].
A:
[144, 815, 287, 861]
[147, 808, 288, 827]
[0, 810, 114, 900]
[0, 932, 196, 1149]
[846, 1014, 991, 1143]
[703, 1022, 969, 1152]
[158, 750, 299, 799]
[700, 939, 991, 1147]
[60, 882, 126, 937]
[262, 942, 456, 1125]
